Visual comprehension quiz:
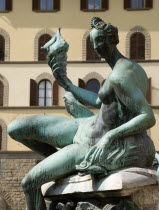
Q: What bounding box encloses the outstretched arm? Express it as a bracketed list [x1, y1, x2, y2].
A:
[44, 29, 101, 108]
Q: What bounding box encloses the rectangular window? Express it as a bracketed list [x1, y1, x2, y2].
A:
[0, 0, 5, 11]
[88, 0, 101, 10]
[40, 0, 53, 11]
[124, 0, 152, 10]
[131, 0, 145, 8]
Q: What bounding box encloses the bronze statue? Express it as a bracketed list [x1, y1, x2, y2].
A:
[7, 17, 156, 210]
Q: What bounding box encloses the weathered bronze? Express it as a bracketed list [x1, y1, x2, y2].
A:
[7, 17, 156, 210]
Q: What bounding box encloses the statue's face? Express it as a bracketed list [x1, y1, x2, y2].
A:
[90, 28, 113, 59]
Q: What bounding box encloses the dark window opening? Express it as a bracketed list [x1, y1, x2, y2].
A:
[40, 0, 53, 11]
[86, 35, 101, 61]
[86, 79, 100, 93]
[38, 34, 51, 61]
[88, 0, 101, 10]
[0, 35, 5, 61]
[130, 32, 145, 60]
[132, 0, 145, 8]
[0, 0, 5, 10]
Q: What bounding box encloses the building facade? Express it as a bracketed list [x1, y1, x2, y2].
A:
[0, 0, 159, 209]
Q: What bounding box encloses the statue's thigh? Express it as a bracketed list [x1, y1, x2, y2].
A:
[23, 143, 90, 188]
[8, 115, 79, 148]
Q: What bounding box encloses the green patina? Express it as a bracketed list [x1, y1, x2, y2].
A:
[7, 17, 156, 210]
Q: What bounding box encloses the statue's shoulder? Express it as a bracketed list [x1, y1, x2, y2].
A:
[109, 58, 135, 85]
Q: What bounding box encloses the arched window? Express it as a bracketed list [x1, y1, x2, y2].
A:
[38, 34, 51, 61]
[130, 32, 145, 60]
[38, 80, 52, 106]
[0, 125, 2, 150]
[0, 35, 5, 61]
[86, 79, 100, 93]
[86, 35, 101, 61]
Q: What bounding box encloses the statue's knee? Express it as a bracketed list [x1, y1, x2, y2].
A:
[7, 120, 20, 140]
[21, 174, 35, 192]
[8, 118, 30, 140]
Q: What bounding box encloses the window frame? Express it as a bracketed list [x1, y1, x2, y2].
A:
[81, 0, 108, 12]
[88, 0, 102, 11]
[38, 80, 52, 107]
[39, 0, 53, 11]
[0, 0, 12, 13]
[33, 0, 60, 13]
[125, 0, 152, 11]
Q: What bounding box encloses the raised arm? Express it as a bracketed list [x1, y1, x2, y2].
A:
[42, 29, 101, 108]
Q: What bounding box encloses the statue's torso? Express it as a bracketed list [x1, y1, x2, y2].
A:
[73, 59, 155, 168]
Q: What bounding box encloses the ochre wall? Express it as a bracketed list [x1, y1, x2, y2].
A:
[0, 0, 159, 61]
[0, 62, 158, 106]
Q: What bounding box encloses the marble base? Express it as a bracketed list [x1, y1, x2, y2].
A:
[42, 167, 159, 210]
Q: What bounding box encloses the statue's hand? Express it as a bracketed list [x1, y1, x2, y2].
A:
[76, 134, 113, 174]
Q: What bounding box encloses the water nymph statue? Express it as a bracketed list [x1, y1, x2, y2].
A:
[7, 17, 156, 210]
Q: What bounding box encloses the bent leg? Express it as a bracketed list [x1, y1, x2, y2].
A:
[21, 143, 90, 210]
[8, 115, 79, 156]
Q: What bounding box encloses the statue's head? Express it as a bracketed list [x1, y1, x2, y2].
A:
[90, 17, 119, 59]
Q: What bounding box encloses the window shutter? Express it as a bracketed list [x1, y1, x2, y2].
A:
[86, 35, 101, 61]
[0, 35, 5, 61]
[6, 0, 12, 11]
[30, 79, 38, 106]
[80, 0, 87, 11]
[54, 0, 60, 11]
[124, 0, 131, 9]
[102, 0, 109, 10]
[53, 80, 59, 105]
[0, 125, 2, 150]
[78, 79, 86, 89]
[0, 81, 4, 106]
[146, 78, 151, 104]
[32, 0, 39, 11]
[102, 79, 106, 86]
[146, 0, 153, 8]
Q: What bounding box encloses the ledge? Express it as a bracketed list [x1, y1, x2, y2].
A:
[0, 106, 97, 110]
[0, 151, 43, 159]
[0, 106, 66, 110]
[1, 60, 159, 64]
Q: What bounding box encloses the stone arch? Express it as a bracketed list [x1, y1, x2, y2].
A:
[83, 72, 105, 86]
[0, 74, 9, 106]
[35, 72, 54, 84]
[0, 119, 7, 150]
[0, 28, 10, 61]
[34, 29, 55, 61]
[125, 26, 151, 60]
[82, 30, 90, 61]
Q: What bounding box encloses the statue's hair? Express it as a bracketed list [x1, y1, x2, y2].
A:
[90, 17, 119, 45]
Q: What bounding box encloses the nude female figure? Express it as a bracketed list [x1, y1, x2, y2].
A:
[7, 17, 156, 210]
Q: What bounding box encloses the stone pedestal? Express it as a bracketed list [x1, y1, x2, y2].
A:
[42, 168, 159, 210]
